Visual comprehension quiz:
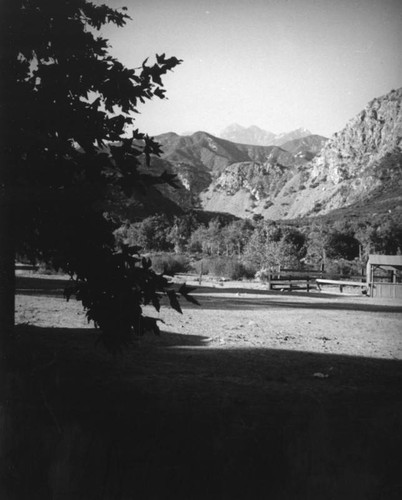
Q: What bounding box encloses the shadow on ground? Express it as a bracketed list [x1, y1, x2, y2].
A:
[16, 276, 71, 296]
[16, 275, 402, 315]
[2, 324, 402, 500]
[186, 294, 402, 313]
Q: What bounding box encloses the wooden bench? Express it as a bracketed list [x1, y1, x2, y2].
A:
[267, 277, 315, 292]
[316, 279, 369, 293]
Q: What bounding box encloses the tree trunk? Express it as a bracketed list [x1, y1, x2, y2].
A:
[0, 5, 18, 497]
[0, 194, 15, 403]
[0, 195, 16, 500]
[0, 198, 15, 355]
[1, 0, 18, 357]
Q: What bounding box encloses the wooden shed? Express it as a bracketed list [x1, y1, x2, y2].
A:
[366, 255, 402, 299]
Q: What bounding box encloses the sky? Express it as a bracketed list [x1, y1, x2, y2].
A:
[95, 0, 402, 138]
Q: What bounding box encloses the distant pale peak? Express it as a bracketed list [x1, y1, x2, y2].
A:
[219, 124, 312, 146]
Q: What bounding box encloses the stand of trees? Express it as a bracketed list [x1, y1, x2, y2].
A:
[115, 212, 402, 277]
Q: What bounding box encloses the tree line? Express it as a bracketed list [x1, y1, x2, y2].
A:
[114, 211, 402, 277]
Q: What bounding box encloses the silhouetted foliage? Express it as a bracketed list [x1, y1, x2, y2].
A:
[0, 0, 197, 351]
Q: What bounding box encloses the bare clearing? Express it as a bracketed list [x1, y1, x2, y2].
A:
[16, 273, 402, 361]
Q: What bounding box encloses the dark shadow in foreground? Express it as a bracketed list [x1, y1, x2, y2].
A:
[2, 324, 402, 500]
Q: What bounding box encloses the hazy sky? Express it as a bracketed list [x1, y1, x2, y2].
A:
[96, 0, 402, 138]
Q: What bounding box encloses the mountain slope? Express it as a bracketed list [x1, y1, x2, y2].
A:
[152, 131, 302, 211]
[281, 87, 402, 219]
[280, 134, 328, 159]
[155, 131, 291, 173]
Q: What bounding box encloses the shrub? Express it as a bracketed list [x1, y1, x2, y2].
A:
[255, 268, 271, 282]
[193, 257, 255, 280]
[324, 259, 363, 277]
[192, 258, 210, 276]
[149, 253, 190, 275]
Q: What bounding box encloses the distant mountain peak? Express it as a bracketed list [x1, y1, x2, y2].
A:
[220, 124, 312, 146]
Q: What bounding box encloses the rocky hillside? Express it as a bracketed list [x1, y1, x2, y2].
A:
[220, 124, 313, 146]
[280, 135, 329, 160]
[280, 87, 402, 219]
[146, 87, 402, 221]
[152, 131, 303, 211]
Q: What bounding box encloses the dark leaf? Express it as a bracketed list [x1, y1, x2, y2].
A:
[160, 171, 181, 188]
[156, 53, 166, 64]
[142, 257, 152, 269]
[151, 294, 160, 312]
[154, 87, 166, 99]
[178, 283, 200, 305]
[178, 283, 198, 295]
[142, 316, 164, 336]
[167, 290, 182, 314]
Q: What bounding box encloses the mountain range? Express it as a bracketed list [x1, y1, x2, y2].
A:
[141, 87, 402, 223]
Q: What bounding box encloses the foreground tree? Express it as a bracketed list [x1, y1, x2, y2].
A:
[0, 0, 196, 354]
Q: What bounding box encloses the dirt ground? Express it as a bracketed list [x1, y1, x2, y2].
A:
[15, 273, 402, 358]
[5, 273, 402, 499]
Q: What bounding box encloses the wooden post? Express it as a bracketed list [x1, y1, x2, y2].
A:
[370, 264, 374, 297]
[307, 276, 310, 292]
[267, 274, 272, 290]
[198, 261, 203, 285]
